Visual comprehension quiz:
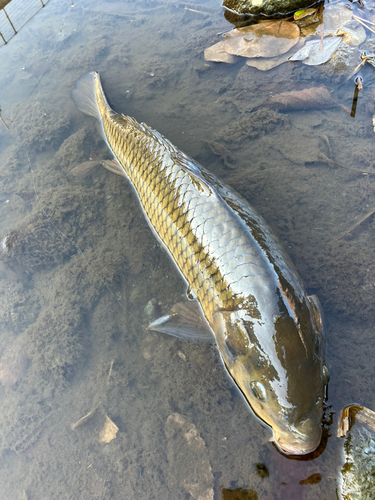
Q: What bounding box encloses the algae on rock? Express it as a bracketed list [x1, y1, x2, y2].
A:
[223, 0, 320, 17]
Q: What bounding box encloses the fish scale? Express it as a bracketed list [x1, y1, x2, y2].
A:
[99, 107, 242, 320]
[88, 71, 301, 324]
[111, 114, 269, 319]
[71, 71, 327, 455]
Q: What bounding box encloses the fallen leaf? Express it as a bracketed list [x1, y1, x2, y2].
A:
[204, 41, 238, 63]
[246, 55, 286, 70]
[99, 415, 118, 443]
[289, 37, 342, 65]
[294, 8, 317, 21]
[224, 20, 300, 58]
[295, 2, 324, 36]
[249, 19, 300, 39]
[336, 25, 366, 47]
[323, 3, 353, 30]
[246, 38, 305, 70]
[263, 87, 339, 111]
[226, 34, 299, 59]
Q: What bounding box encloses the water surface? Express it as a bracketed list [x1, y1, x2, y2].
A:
[0, 0, 375, 499]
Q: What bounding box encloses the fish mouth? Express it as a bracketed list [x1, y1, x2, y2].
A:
[274, 437, 320, 455]
[273, 428, 322, 456]
[272, 414, 323, 456]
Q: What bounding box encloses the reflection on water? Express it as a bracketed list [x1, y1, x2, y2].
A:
[0, 0, 375, 499]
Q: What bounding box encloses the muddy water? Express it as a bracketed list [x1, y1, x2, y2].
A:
[0, 0, 374, 499]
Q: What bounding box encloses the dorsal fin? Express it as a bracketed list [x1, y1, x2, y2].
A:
[139, 122, 179, 152]
[137, 122, 216, 196]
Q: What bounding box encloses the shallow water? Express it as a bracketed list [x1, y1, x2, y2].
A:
[0, 0, 375, 498]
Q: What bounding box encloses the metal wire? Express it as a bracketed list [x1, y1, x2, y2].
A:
[0, 0, 50, 46]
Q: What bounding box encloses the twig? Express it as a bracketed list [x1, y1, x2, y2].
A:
[353, 14, 375, 27]
[318, 151, 375, 175]
[353, 16, 375, 34]
[0, 107, 9, 129]
[337, 208, 375, 239]
[346, 51, 375, 82]
[71, 410, 96, 430]
[106, 359, 114, 386]
[184, 7, 207, 15]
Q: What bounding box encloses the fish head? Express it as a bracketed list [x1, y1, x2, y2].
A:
[212, 293, 328, 455]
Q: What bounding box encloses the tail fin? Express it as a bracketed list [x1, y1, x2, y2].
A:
[71, 71, 103, 120]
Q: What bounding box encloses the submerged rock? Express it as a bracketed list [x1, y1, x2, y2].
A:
[223, 0, 320, 18]
[338, 405, 375, 499]
[0, 333, 29, 391]
[165, 413, 214, 500]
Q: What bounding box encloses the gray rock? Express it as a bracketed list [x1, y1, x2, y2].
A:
[338, 405, 375, 500]
[165, 413, 214, 500]
[223, 0, 320, 17]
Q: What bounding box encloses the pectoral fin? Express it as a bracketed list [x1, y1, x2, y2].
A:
[148, 301, 214, 343]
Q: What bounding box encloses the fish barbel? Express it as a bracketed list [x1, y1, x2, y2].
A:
[71, 71, 328, 455]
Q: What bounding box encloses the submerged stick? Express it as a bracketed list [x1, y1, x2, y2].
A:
[353, 14, 375, 28]
[318, 151, 375, 175]
[71, 410, 96, 430]
[352, 16, 375, 35]
[0, 107, 9, 130]
[106, 360, 114, 386]
[337, 208, 375, 239]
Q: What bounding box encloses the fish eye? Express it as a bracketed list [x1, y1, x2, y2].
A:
[250, 381, 267, 402]
[322, 365, 330, 385]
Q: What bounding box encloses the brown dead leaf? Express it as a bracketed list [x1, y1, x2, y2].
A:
[224, 21, 300, 59]
[246, 38, 305, 71]
[336, 26, 366, 47]
[226, 35, 299, 59]
[262, 87, 339, 111]
[246, 53, 290, 71]
[204, 41, 238, 64]
[238, 20, 300, 39]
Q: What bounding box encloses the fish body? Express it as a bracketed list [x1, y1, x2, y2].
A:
[71, 72, 328, 455]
